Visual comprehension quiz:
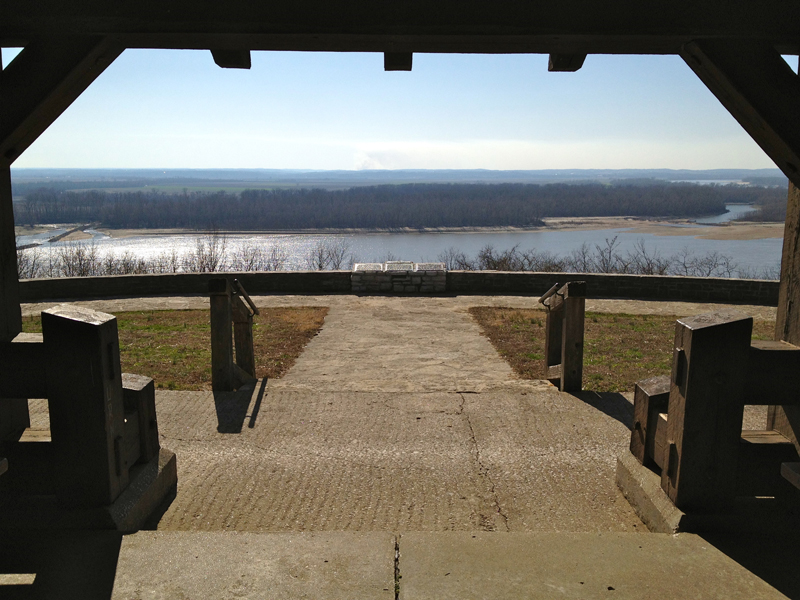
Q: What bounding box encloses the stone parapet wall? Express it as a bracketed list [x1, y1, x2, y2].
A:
[446, 271, 779, 306]
[18, 270, 779, 306]
[19, 271, 351, 301]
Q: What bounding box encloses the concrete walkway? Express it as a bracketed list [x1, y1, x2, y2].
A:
[12, 294, 791, 598]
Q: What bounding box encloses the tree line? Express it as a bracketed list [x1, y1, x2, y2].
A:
[14, 182, 785, 230]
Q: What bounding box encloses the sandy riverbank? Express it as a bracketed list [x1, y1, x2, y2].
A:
[94, 216, 784, 241]
[17, 216, 784, 242]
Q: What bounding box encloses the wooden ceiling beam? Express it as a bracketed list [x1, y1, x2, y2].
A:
[2, 1, 799, 54]
[0, 36, 123, 166]
[681, 40, 800, 188]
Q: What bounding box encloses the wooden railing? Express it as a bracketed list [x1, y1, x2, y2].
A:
[540, 281, 586, 392]
[209, 278, 259, 391]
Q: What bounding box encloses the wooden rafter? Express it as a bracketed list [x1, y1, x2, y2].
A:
[0, 36, 122, 165]
[682, 40, 800, 188]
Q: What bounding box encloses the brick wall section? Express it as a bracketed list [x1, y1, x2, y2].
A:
[351, 269, 447, 293]
[18, 270, 778, 306]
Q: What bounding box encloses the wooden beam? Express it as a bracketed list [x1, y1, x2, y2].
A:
[0, 340, 46, 398]
[650, 414, 799, 496]
[384, 52, 412, 71]
[548, 53, 586, 72]
[681, 40, 800, 188]
[771, 182, 800, 450]
[210, 49, 251, 69]
[3, 1, 800, 55]
[744, 340, 800, 405]
[0, 36, 122, 164]
[0, 165, 20, 342]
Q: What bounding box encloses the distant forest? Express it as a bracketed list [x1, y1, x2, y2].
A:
[13, 182, 785, 230]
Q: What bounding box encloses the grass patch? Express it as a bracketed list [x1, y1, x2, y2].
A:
[469, 307, 776, 393]
[22, 307, 327, 390]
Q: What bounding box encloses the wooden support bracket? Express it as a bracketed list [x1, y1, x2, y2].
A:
[211, 49, 251, 69]
[384, 52, 413, 71]
[548, 53, 587, 72]
[0, 36, 123, 165]
[681, 40, 800, 188]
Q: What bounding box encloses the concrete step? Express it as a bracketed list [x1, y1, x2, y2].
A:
[1, 530, 795, 599]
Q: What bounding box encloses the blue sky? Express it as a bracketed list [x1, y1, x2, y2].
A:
[2, 48, 794, 170]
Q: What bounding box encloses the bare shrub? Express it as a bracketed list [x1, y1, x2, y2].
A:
[264, 245, 288, 271]
[438, 246, 475, 270]
[626, 239, 672, 275]
[59, 241, 101, 277]
[231, 242, 265, 272]
[520, 249, 566, 272]
[152, 247, 181, 273]
[305, 239, 351, 270]
[567, 243, 593, 273]
[184, 231, 228, 273]
[16, 244, 43, 279]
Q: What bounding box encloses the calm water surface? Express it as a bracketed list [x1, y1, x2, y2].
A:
[17, 204, 781, 273]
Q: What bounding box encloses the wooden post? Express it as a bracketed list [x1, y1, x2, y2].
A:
[560, 290, 585, 392]
[0, 165, 21, 342]
[769, 182, 800, 452]
[122, 373, 160, 464]
[661, 311, 752, 511]
[42, 305, 129, 507]
[209, 278, 234, 391]
[630, 375, 671, 468]
[544, 304, 563, 385]
[232, 295, 255, 378]
[542, 281, 586, 392]
[0, 164, 29, 441]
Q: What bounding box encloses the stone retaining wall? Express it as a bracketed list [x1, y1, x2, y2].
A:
[18, 270, 779, 306]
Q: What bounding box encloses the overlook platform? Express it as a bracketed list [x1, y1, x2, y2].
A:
[3, 294, 794, 598]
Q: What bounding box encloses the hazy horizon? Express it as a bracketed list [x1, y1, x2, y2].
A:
[3, 49, 796, 172]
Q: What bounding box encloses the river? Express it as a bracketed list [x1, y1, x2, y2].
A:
[16, 204, 783, 275]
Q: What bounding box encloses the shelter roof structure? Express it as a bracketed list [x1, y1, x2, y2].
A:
[2, 1, 800, 537]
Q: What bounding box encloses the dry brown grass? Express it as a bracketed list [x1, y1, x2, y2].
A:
[469, 307, 776, 393]
[22, 307, 328, 390]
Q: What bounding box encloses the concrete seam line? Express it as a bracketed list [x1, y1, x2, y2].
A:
[394, 535, 400, 600]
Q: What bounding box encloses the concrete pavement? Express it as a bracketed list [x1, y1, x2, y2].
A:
[10, 294, 791, 598]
